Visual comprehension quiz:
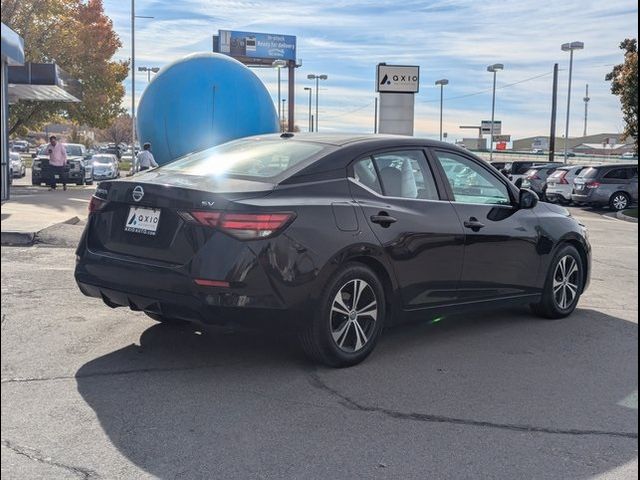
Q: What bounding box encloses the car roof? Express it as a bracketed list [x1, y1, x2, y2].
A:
[252, 132, 455, 148]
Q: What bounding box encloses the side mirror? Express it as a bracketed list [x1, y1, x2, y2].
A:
[519, 188, 539, 209]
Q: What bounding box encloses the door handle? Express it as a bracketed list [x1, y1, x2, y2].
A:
[370, 214, 398, 226]
[463, 217, 485, 231]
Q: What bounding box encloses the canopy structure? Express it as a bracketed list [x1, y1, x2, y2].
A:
[1, 22, 81, 202]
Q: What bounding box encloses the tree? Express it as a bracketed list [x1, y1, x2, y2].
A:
[1, 0, 129, 135]
[97, 113, 132, 145]
[606, 39, 638, 153]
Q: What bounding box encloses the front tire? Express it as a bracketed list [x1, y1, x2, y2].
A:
[300, 263, 386, 367]
[609, 192, 630, 211]
[531, 244, 584, 319]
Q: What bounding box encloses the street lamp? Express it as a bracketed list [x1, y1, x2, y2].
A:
[282, 99, 287, 127]
[131, 0, 153, 157]
[561, 41, 585, 164]
[272, 60, 287, 132]
[307, 74, 328, 132]
[304, 87, 313, 132]
[435, 79, 449, 142]
[487, 63, 504, 161]
[138, 66, 160, 82]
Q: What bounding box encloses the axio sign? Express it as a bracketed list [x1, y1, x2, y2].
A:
[218, 30, 296, 62]
[376, 64, 420, 93]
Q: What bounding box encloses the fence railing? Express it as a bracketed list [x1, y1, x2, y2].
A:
[470, 150, 638, 165]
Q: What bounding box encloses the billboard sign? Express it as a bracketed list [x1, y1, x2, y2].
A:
[218, 30, 296, 63]
[481, 120, 502, 135]
[376, 64, 420, 93]
[492, 134, 511, 142]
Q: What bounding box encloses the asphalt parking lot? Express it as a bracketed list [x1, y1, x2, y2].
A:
[1, 207, 637, 479]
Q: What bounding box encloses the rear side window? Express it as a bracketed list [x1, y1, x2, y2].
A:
[162, 139, 325, 179]
[372, 151, 439, 200]
[352, 158, 382, 194]
[578, 167, 599, 179]
[604, 168, 629, 180]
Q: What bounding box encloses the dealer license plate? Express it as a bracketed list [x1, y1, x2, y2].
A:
[124, 207, 161, 236]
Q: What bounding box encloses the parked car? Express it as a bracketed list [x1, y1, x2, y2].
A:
[32, 143, 94, 186]
[9, 151, 26, 178]
[75, 134, 591, 367]
[99, 144, 122, 160]
[91, 154, 120, 180]
[572, 164, 638, 211]
[506, 161, 562, 188]
[9, 140, 29, 153]
[620, 152, 636, 160]
[531, 148, 545, 155]
[545, 165, 587, 205]
[520, 164, 561, 199]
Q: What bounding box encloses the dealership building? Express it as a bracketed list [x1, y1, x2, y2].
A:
[513, 133, 636, 155]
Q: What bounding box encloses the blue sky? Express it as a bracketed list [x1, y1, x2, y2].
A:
[104, 0, 638, 141]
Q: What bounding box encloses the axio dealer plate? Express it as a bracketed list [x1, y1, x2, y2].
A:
[125, 207, 160, 235]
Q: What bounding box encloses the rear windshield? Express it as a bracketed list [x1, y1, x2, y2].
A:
[578, 167, 599, 179]
[512, 163, 533, 174]
[162, 139, 326, 179]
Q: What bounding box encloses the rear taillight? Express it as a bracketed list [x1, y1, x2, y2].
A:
[179, 211, 295, 240]
[88, 195, 107, 213]
[558, 171, 569, 184]
[585, 181, 601, 189]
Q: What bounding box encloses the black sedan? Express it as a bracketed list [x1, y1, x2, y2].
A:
[75, 134, 591, 367]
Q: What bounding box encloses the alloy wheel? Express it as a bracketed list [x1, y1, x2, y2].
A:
[553, 255, 580, 310]
[612, 194, 629, 211]
[330, 279, 378, 353]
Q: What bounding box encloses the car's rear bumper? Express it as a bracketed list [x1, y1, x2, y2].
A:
[74, 234, 311, 326]
[545, 186, 572, 201]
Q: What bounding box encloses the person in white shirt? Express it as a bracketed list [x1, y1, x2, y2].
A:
[136, 142, 158, 171]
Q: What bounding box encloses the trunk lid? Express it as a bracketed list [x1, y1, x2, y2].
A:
[87, 171, 275, 265]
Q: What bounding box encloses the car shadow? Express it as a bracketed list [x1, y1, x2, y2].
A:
[76, 308, 637, 479]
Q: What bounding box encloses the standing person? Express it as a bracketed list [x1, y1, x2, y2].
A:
[47, 135, 68, 191]
[136, 142, 158, 172]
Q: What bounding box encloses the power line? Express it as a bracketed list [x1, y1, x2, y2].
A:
[419, 70, 558, 104]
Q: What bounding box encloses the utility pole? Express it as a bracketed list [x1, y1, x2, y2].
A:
[583, 84, 590, 137]
[549, 63, 559, 163]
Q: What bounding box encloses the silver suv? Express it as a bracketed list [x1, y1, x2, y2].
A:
[572, 164, 638, 211]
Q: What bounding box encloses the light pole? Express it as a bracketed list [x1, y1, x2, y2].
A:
[562, 41, 584, 163]
[487, 63, 504, 161]
[138, 66, 160, 82]
[131, 0, 153, 154]
[435, 79, 449, 142]
[304, 87, 313, 132]
[307, 74, 328, 132]
[282, 99, 287, 127]
[272, 60, 287, 132]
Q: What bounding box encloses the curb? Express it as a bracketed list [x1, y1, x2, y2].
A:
[1, 216, 82, 246]
[616, 211, 639, 223]
[0, 231, 35, 246]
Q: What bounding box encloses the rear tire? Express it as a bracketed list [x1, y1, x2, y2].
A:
[145, 312, 190, 326]
[299, 263, 386, 367]
[531, 244, 584, 319]
[609, 192, 630, 211]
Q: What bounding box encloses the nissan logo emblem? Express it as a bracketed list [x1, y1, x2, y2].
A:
[132, 186, 144, 202]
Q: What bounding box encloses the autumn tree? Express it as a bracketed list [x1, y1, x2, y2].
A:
[1, 0, 129, 135]
[97, 113, 132, 145]
[606, 39, 638, 153]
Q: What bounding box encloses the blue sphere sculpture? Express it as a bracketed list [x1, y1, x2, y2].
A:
[136, 52, 279, 165]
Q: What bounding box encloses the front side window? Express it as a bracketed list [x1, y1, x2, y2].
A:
[371, 151, 439, 200]
[435, 151, 512, 205]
